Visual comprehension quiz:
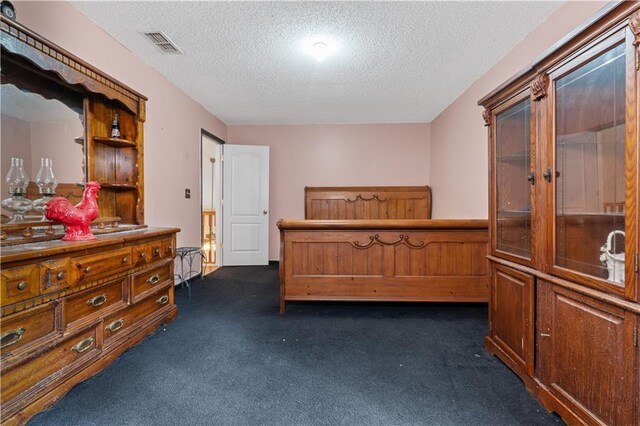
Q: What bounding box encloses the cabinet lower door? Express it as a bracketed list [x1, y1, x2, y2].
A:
[537, 281, 635, 425]
[489, 263, 534, 376]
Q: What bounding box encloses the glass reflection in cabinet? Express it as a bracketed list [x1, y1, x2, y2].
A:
[555, 42, 626, 285]
[495, 98, 532, 259]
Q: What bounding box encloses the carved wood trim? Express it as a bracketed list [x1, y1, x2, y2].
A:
[345, 194, 388, 203]
[351, 234, 426, 249]
[482, 109, 491, 127]
[630, 11, 640, 46]
[138, 99, 146, 122]
[0, 17, 146, 119]
[530, 73, 550, 101]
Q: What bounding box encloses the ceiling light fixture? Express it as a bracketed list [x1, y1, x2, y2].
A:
[304, 37, 336, 62]
[313, 42, 327, 52]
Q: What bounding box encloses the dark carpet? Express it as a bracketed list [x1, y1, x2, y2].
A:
[30, 263, 560, 425]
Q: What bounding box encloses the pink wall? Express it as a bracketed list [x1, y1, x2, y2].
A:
[1, 115, 31, 206]
[1, 113, 84, 217]
[429, 1, 609, 219]
[228, 123, 430, 259]
[14, 1, 227, 247]
[30, 121, 84, 185]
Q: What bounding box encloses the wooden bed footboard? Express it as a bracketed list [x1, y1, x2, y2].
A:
[277, 219, 489, 313]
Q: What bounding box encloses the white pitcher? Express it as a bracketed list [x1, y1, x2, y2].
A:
[599, 230, 625, 284]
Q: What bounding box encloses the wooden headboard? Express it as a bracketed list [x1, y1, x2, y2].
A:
[305, 186, 432, 220]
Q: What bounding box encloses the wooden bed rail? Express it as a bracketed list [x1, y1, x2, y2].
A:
[278, 219, 487, 230]
[278, 219, 489, 313]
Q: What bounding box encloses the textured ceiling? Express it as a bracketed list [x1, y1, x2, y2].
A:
[70, 1, 562, 125]
[1, 84, 82, 124]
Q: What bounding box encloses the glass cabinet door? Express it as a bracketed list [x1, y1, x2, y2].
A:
[494, 97, 532, 260]
[553, 41, 629, 290]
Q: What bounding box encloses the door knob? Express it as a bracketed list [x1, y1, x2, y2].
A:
[263, 210, 268, 215]
[526, 172, 535, 185]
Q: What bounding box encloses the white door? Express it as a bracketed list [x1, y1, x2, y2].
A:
[222, 144, 269, 265]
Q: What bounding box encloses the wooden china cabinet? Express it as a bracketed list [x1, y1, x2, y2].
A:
[479, 3, 639, 425]
[1, 16, 178, 425]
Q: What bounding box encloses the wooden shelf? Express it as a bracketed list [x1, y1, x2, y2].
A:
[93, 136, 136, 148]
[498, 209, 531, 216]
[99, 183, 137, 190]
[497, 152, 529, 163]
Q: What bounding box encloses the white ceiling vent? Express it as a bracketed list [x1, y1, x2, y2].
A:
[143, 31, 182, 54]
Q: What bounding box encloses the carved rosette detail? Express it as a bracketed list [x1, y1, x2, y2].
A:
[482, 109, 491, 127]
[630, 11, 640, 46]
[531, 73, 550, 101]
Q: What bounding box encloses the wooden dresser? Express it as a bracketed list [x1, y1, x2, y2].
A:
[1, 15, 180, 425]
[0, 228, 179, 424]
[479, 3, 639, 425]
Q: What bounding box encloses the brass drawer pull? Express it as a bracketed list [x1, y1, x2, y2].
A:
[71, 337, 94, 353]
[140, 252, 147, 258]
[147, 274, 161, 285]
[56, 271, 66, 280]
[1, 327, 26, 349]
[154, 248, 160, 256]
[86, 294, 108, 307]
[105, 319, 125, 333]
[17, 281, 27, 290]
[156, 295, 169, 305]
[84, 266, 92, 273]
[122, 257, 129, 263]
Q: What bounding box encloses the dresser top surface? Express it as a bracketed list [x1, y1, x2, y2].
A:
[1, 227, 180, 263]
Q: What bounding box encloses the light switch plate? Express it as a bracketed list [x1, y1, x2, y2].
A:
[185, 189, 191, 199]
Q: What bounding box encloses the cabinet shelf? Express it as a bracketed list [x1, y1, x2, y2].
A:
[93, 136, 137, 148]
[557, 138, 621, 146]
[498, 209, 531, 216]
[497, 152, 530, 163]
[99, 183, 137, 190]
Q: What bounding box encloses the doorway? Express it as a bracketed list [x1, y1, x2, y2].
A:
[201, 130, 224, 275]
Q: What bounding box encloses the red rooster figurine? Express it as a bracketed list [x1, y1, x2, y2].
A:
[45, 181, 101, 241]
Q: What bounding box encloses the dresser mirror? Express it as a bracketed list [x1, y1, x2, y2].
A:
[1, 53, 86, 220]
[1, 16, 146, 243]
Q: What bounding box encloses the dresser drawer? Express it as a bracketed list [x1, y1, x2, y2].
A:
[132, 262, 172, 302]
[150, 237, 174, 261]
[1, 264, 39, 306]
[162, 237, 175, 258]
[1, 327, 97, 403]
[132, 243, 152, 266]
[0, 304, 56, 357]
[103, 286, 172, 343]
[71, 247, 132, 284]
[132, 238, 175, 267]
[40, 258, 72, 294]
[64, 279, 126, 328]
